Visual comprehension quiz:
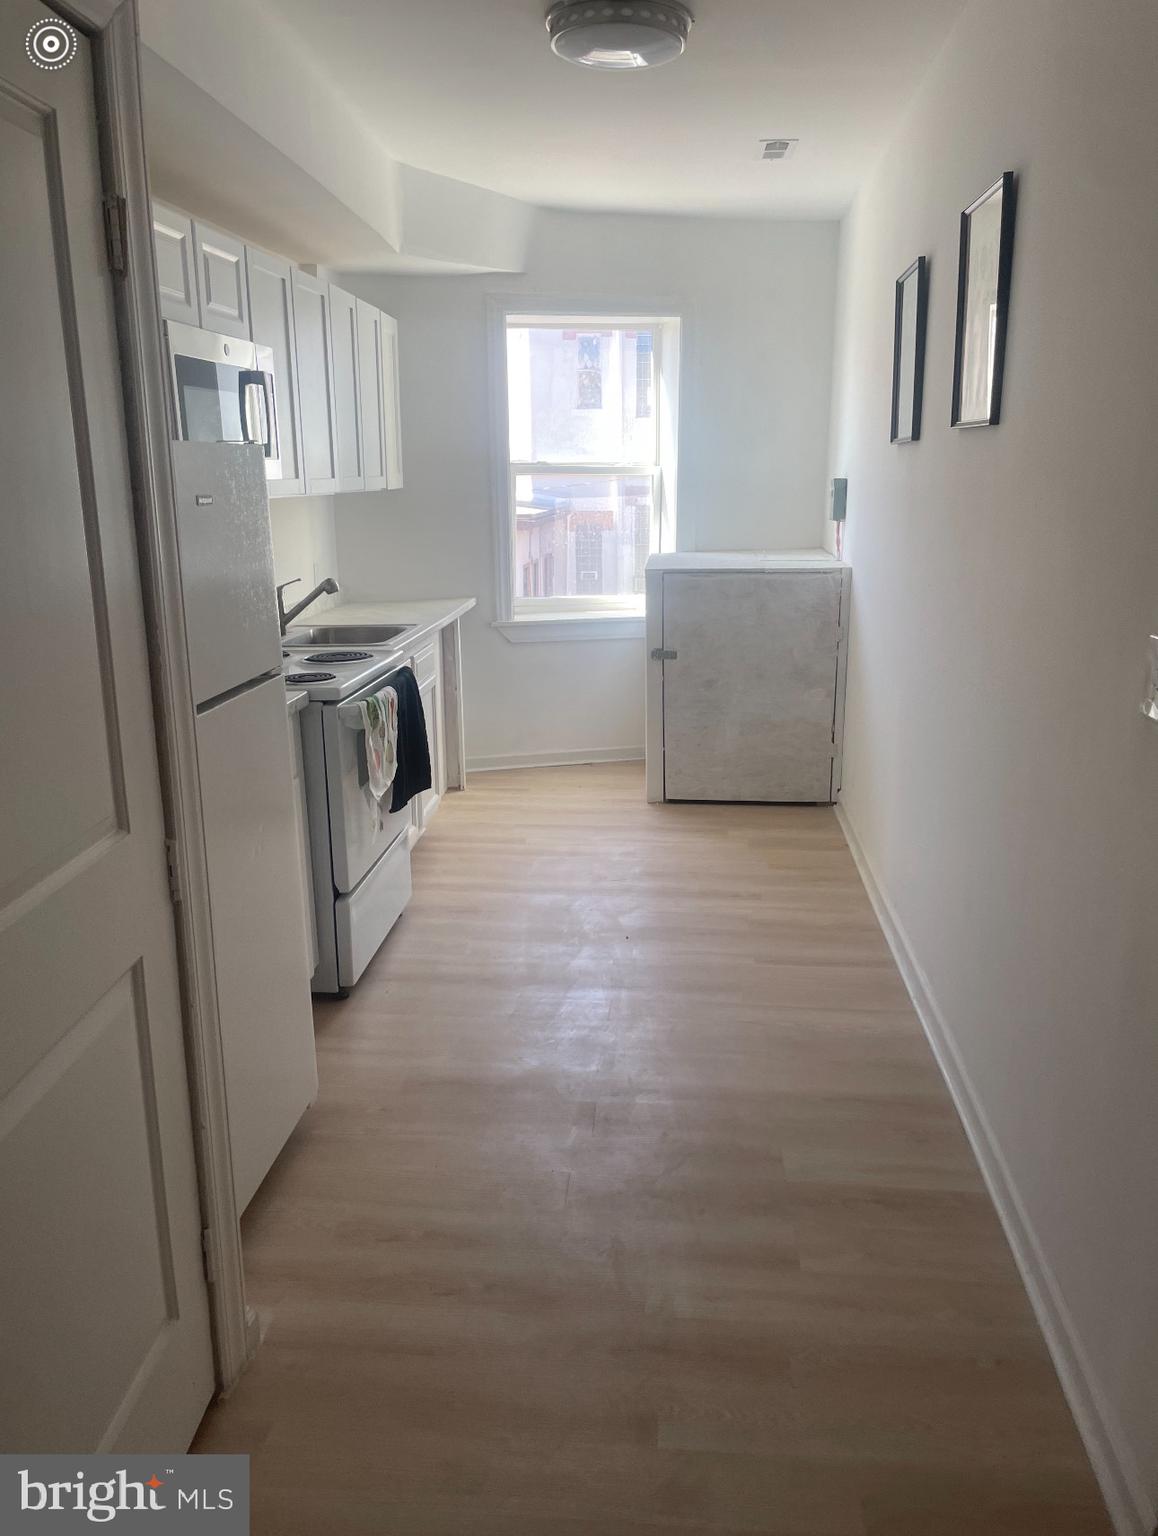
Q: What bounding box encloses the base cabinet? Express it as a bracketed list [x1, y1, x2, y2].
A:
[645, 559, 850, 805]
[410, 636, 446, 843]
[289, 711, 318, 978]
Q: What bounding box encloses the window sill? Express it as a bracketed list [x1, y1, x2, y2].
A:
[493, 613, 646, 644]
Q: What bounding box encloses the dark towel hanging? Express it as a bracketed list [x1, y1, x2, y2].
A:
[389, 665, 433, 813]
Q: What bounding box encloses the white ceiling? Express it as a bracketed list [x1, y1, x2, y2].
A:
[264, 0, 966, 218]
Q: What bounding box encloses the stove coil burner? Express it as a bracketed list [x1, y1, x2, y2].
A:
[286, 672, 337, 684]
[303, 650, 373, 664]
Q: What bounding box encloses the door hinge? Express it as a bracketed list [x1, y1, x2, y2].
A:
[165, 837, 184, 905]
[102, 193, 127, 274]
[650, 647, 677, 661]
[200, 1226, 218, 1285]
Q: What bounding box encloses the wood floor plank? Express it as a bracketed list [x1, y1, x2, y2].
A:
[194, 763, 1110, 1534]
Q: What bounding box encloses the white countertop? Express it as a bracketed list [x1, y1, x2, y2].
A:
[646, 549, 849, 573]
[285, 686, 309, 716]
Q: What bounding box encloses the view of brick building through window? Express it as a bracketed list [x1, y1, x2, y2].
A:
[506, 323, 659, 604]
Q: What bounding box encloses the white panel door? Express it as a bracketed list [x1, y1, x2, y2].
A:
[357, 298, 387, 492]
[246, 244, 305, 496]
[0, 2, 214, 1452]
[192, 219, 249, 340]
[329, 284, 364, 493]
[381, 310, 404, 489]
[292, 268, 339, 494]
[662, 572, 842, 803]
[151, 201, 198, 326]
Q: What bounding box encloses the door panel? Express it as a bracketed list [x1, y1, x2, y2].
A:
[192, 220, 248, 339]
[381, 311, 403, 489]
[662, 572, 841, 803]
[247, 244, 304, 496]
[292, 269, 339, 493]
[151, 202, 198, 326]
[0, 2, 214, 1452]
[357, 299, 387, 491]
[329, 284, 364, 493]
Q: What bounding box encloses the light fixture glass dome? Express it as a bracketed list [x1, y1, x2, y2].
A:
[546, 3, 694, 70]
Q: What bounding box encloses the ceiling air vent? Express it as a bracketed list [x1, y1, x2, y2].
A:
[759, 138, 798, 161]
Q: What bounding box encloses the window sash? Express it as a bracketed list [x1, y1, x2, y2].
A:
[505, 322, 663, 469]
[509, 465, 661, 612]
[494, 304, 679, 626]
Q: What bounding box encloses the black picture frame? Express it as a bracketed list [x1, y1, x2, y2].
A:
[951, 171, 1017, 428]
[890, 256, 929, 444]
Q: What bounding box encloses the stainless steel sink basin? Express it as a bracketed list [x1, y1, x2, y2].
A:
[284, 623, 417, 647]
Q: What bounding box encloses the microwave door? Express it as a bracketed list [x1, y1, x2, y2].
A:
[172, 351, 246, 445]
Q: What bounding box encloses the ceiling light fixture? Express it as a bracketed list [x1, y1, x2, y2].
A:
[546, 2, 694, 70]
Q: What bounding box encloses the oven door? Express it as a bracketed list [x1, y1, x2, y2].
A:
[321, 669, 413, 894]
[167, 321, 282, 479]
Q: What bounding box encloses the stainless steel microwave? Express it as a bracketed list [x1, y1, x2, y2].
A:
[166, 320, 282, 480]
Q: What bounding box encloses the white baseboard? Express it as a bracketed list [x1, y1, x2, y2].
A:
[466, 746, 645, 773]
[836, 803, 1154, 1536]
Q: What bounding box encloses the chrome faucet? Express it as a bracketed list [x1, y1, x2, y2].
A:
[277, 576, 339, 635]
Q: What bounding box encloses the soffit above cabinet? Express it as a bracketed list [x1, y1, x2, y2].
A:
[138, 43, 532, 274]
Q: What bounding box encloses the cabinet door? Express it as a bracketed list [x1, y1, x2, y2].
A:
[357, 299, 387, 492]
[661, 571, 842, 804]
[247, 246, 304, 497]
[291, 269, 339, 495]
[289, 713, 318, 977]
[151, 201, 198, 326]
[410, 648, 444, 841]
[329, 285, 364, 493]
[192, 220, 249, 339]
[381, 311, 404, 490]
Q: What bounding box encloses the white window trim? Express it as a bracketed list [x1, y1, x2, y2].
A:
[487, 296, 682, 642]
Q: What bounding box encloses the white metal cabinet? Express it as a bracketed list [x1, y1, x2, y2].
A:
[645, 555, 850, 805]
[195, 676, 318, 1212]
[151, 201, 198, 326]
[292, 268, 340, 494]
[191, 220, 249, 340]
[329, 285, 364, 493]
[381, 310, 404, 489]
[246, 245, 304, 497]
[356, 299, 388, 492]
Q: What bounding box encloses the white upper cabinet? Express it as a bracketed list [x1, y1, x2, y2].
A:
[246, 246, 304, 498]
[192, 221, 250, 340]
[329, 285, 364, 494]
[152, 202, 198, 326]
[292, 268, 340, 495]
[381, 311, 404, 490]
[150, 201, 403, 498]
[356, 299, 387, 492]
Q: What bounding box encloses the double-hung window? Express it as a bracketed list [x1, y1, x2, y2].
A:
[496, 311, 680, 637]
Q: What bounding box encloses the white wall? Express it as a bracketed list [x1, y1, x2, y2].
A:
[268, 496, 338, 613]
[335, 209, 839, 766]
[827, 3, 1158, 1531]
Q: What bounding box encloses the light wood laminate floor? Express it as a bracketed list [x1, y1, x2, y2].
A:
[195, 763, 1110, 1534]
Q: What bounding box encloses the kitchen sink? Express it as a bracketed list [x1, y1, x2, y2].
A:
[284, 623, 417, 647]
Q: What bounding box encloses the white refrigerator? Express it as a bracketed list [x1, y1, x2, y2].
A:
[171, 441, 317, 1212]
